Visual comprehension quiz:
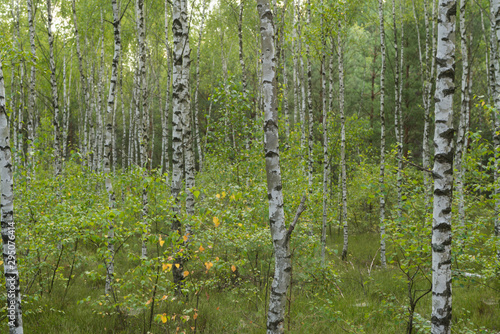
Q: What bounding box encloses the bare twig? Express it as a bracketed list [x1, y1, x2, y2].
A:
[286, 195, 308, 241]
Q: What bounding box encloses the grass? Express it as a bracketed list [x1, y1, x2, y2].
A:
[2, 230, 498, 333]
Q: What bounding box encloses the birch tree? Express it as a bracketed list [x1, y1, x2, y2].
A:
[431, 0, 456, 330]
[492, 0, 500, 260]
[27, 0, 37, 170]
[194, 0, 207, 172]
[257, 2, 307, 332]
[104, 0, 121, 296]
[378, 0, 387, 267]
[0, 58, 24, 334]
[47, 0, 61, 177]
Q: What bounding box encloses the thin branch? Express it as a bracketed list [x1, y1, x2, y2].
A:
[286, 195, 308, 240]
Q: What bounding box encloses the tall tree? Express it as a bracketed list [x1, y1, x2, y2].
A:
[431, 0, 456, 331]
[104, 0, 121, 297]
[257, 1, 307, 332]
[492, 0, 500, 260]
[0, 58, 24, 334]
[47, 0, 61, 177]
[27, 0, 37, 171]
[378, 0, 387, 267]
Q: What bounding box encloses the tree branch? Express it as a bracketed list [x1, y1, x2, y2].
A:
[286, 195, 308, 240]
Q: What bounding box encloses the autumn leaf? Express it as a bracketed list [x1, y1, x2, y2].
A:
[199, 245, 205, 252]
[221, 191, 226, 198]
[162, 263, 172, 272]
[193, 313, 198, 320]
[230, 194, 235, 201]
[238, 223, 242, 227]
[183, 235, 188, 242]
[231, 265, 237, 272]
[159, 236, 165, 247]
[175, 263, 180, 269]
[216, 194, 220, 199]
[183, 270, 189, 277]
[205, 262, 213, 270]
[213, 217, 220, 227]
[160, 313, 167, 323]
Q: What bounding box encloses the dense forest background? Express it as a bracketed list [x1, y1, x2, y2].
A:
[0, 0, 498, 332]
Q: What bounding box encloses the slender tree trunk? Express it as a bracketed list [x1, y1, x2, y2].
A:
[47, 0, 61, 177]
[0, 57, 24, 334]
[431, 0, 456, 330]
[194, 0, 207, 172]
[136, 0, 149, 259]
[292, 0, 299, 129]
[320, 0, 328, 264]
[62, 55, 68, 160]
[306, 0, 314, 196]
[455, 0, 468, 228]
[163, 2, 172, 179]
[27, 0, 36, 172]
[338, 19, 348, 261]
[393, 0, 403, 221]
[171, 0, 190, 287]
[492, 0, 500, 261]
[378, 0, 387, 268]
[257, 2, 307, 332]
[104, 0, 121, 297]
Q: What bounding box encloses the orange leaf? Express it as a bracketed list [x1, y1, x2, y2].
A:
[162, 263, 172, 272]
[193, 313, 198, 320]
[213, 217, 220, 227]
[231, 265, 236, 272]
[205, 262, 213, 270]
[183, 235, 188, 242]
[183, 270, 190, 277]
[199, 245, 205, 252]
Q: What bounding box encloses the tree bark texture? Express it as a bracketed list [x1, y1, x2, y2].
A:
[431, 0, 456, 331]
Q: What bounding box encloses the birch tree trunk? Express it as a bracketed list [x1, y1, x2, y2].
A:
[0, 57, 24, 334]
[136, 0, 149, 259]
[62, 55, 68, 160]
[431, 0, 456, 330]
[171, 0, 190, 287]
[104, 0, 121, 297]
[194, 0, 207, 172]
[455, 0, 468, 228]
[338, 20, 348, 261]
[492, 0, 500, 261]
[306, 0, 314, 196]
[292, 0, 299, 129]
[27, 0, 36, 172]
[257, 2, 307, 332]
[378, 0, 387, 268]
[47, 0, 61, 177]
[320, 0, 328, 264]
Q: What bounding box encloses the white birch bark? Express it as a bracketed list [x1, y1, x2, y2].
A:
[378, 0, 387, 268]
[104, 0, 120, 296]
[492, 0, 500, 261]
[292, 0, 299, 129]
[257, 2, 307, 332]
[62, 55, 68, 160]
[27, 0, 36, 171]
[338, 19, 348, 261]
[194, 0, 207, 172]
[455, 0, 468, 228]
[171, 0, 190, 286]
[306, 0, 314, 195]
[71, 0, 90, 162]
[47, 0, 61, 177]
[320, 0, 328, 264]
[163, 1, 172, 179]
[136, 0, 149, 259]
[431, 0, 456, 330]
[0, 57, 24, 334]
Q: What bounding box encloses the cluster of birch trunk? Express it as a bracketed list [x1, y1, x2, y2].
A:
[0, 0, 499, 332]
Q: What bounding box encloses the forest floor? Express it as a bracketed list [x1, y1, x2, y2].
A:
[7, 231, 499, 333]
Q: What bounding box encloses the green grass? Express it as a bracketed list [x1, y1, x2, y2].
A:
[4, 230, 498, 333]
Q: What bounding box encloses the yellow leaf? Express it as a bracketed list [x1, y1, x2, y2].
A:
[238, 223, 242, 227]
[162, 263, 172, 272]
[216, 194, 220, 199]
[183, 235, 188, 242]
[183, 270, 189, 277]
[160, 313, 167, 323]
[230, 194, 235, 201]
[175, 263, 180, 269]
[215, 257, 219, 261]
[193, 313, 198, 320]
[159, 236, 165, 247]
[199, 245, 205, 252]
[213, 217, 220, 227]
[0, 261, 3, 266]
[205, 262, 213, 270]
[221, 191, 226, 198]
[231, 265, 237, 272]
[481, 101, 485, 106]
